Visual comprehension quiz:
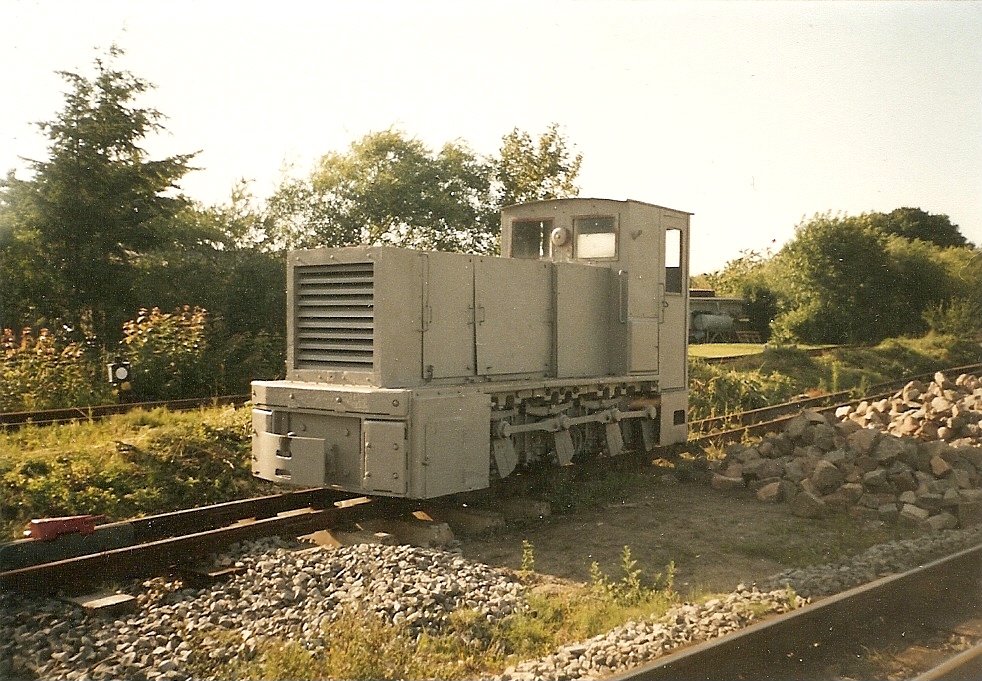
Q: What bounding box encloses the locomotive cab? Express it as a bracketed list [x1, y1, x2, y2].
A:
[501, 198, 689, 402]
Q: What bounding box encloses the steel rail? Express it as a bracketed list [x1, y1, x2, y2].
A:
[915, 642, 982, 681]
[690, 363, 982, 436]
[0, 488, 349, 571]
[607, 544, 982, 681]
[0, 394, 251, 429]
[0, 494, 403, 595]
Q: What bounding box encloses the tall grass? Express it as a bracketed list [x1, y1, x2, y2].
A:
[688, 335, 981, 421]
[0, 406, 272, 539]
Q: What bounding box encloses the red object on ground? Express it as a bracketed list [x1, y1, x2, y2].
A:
[24, 514, 106, 541]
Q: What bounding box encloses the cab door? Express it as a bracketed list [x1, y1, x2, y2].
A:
[625, 222, 661, 373]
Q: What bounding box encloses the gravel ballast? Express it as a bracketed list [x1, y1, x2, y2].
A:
[3, 527, 979, 681]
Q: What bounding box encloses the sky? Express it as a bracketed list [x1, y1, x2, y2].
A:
[2, 0, 980, 274]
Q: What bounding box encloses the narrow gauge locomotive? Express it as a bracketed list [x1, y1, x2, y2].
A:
[251, 197, 691, 498]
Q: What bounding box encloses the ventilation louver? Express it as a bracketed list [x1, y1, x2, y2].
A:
[294, 262, 374, 371]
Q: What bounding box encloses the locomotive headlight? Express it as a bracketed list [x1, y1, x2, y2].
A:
[550, 227, 570, 247]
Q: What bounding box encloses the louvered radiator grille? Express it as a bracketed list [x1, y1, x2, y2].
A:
[294, 262, 374, 371]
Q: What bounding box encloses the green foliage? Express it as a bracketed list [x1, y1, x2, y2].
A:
[0, 46, 197, 342]
[495, 123, 582, 206]
[520, 539, 536, 574]
[922, 297, 982, 337]
[266, 124, 582, 255]
[0, 326, 114, 411]
[590, 546, 677, 607]
[267, 129, 498, 253]
[828, 335, 982, 381]
[774, 212, 897, 344]
[118, 306, 214, 400]
[688, 357, 798, 420]
[706, 249, 779, 341]
[868, 207, 968, 248]
[0, 406, 268, 539]
[692, 335, 980, 422]
[205, 610, 477, 681]
[708, 211, 979, 346]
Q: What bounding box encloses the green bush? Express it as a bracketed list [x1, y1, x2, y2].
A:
[0, 327, 114, 411]
[688, 358, 797, 420]
[118, 306, 216, 400]
[922, 297, 982, 337]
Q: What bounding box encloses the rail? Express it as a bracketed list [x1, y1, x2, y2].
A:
[0, 394, 251, 429]
[0, 489, 404, 594]
[608, 544, 982, 680]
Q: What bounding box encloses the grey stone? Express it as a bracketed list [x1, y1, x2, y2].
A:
[791, 490, 828, 518]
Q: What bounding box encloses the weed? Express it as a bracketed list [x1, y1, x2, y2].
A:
[589, 546, 677, 607]
[520, 539, 535, 575]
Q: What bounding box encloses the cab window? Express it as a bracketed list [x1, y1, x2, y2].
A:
[574, 216, 616, 259]
[665, 227, 683, 293]
[511, 219, 552, 258]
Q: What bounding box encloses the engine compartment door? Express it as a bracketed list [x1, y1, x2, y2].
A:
[474, 257, 552, 377]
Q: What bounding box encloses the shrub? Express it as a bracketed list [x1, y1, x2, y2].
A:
[688, 358, 797, 420]
[922, 297, 982, 337]
[118, 306, 216, 401]
[0, 326, 113, 411]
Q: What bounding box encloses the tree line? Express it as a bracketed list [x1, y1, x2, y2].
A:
[0, 49, 582, 407]
[703, 208, 981, 345]
[1, 49, 979, 409]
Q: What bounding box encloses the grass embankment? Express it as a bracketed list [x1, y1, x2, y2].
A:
[0, 406, 273, 540]
[688, 334, 981, 420]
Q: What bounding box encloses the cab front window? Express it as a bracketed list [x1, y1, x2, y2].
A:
[511, 219, 552, 258]
[574, 216, 617, 259]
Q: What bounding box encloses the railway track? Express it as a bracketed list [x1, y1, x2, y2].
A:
[0, 394, 250, 429]
[689, 362, 982, 444]
[3, 363, 978, 598]
[0, 489, 404, 595]
[608, 544, 982, 681]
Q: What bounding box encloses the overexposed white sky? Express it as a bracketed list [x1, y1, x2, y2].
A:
[2, 0, 980, 273]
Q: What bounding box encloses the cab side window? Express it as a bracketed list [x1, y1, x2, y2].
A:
[665, 227, 683, 293]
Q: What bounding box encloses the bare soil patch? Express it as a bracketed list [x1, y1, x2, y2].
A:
[459, 470, 907, 598]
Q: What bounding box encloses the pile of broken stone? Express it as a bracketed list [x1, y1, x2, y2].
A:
[710, 372, 982, 530]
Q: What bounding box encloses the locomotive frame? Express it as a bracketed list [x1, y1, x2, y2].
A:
[251, 198, 691, 498]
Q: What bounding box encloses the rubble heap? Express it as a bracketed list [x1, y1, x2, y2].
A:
[710, 372, 982, 530]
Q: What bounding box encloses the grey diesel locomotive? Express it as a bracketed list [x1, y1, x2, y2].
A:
[251, 197, 690, 498]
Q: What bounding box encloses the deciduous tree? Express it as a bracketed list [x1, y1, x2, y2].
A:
[266, 129, 496, 253]
[265, 124, 583, 254]
[494, 123, 582, 206]
[868, 207, 968, 249]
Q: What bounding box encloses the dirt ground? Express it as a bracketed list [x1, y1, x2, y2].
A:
[457, 471, 877, 598]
